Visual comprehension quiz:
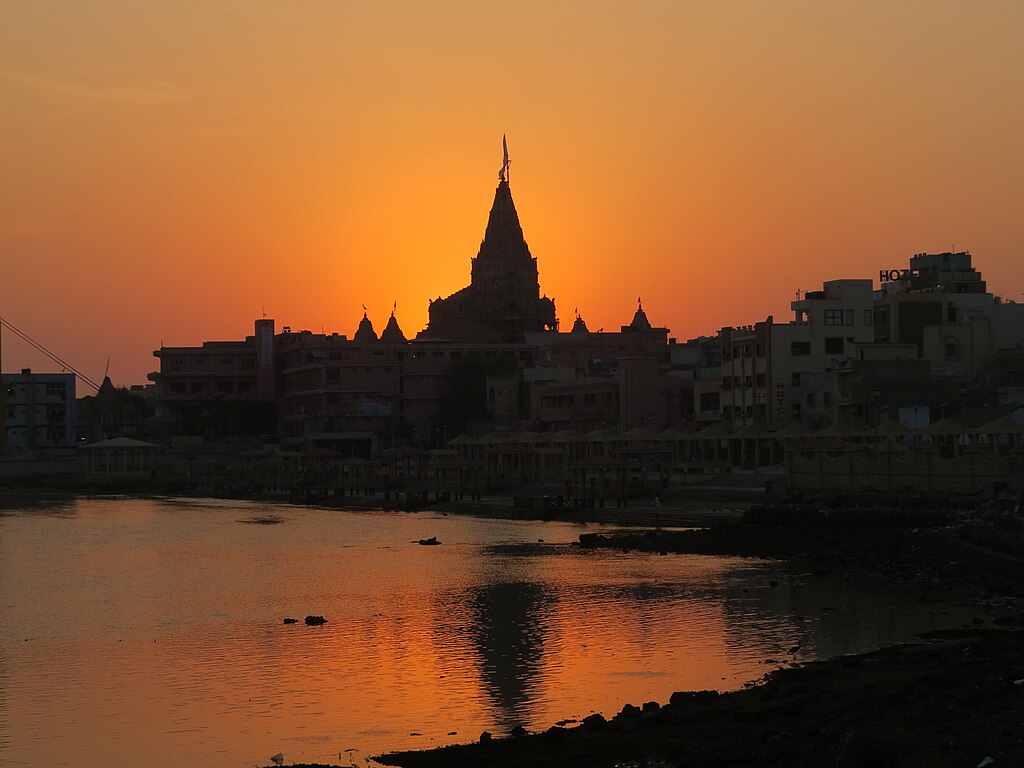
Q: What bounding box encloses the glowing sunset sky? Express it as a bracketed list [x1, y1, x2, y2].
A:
[2, 2, 1023, 385]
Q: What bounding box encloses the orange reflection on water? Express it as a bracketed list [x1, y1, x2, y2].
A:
[0, 499, 975, 767]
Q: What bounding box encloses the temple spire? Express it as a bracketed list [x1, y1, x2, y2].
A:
[498, 134, 509, 183]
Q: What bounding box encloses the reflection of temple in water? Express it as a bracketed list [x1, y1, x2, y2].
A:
[468, 580, 553, 725]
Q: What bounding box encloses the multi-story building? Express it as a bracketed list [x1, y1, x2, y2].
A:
[668, 336, 722, 432]
[874, 251, 988, 355]
[276, 322, 405, 453]
[149, 318, 277, 439]
[2, 369, 76, 454]
[720, 279, 874, 429]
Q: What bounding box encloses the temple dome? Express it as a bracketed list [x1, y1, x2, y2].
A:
[570, 313, 590, 334]
[380, 311, 407, 343]
[629, 298, 652, 331]
[354, 311, 378, 342]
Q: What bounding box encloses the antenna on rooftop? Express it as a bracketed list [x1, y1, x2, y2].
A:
[104, 356, 110, 381]
[795, 289, 803, 300]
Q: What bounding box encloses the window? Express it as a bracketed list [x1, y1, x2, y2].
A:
[823, 392, 832, 407]
[792, 373, 801, 386]
[191, 382, 204, 394]
[845, 309, 854, 325]
[216, 381, 233, 394]
[825, 337, 844, 354]
[824, 309, 843, 326]
[791, 341, 811, 356]
[806, 392, 816, 406]
[864, 310, 873, 326]
[46, 383, 66, 397]
[756, 373, 766, 386]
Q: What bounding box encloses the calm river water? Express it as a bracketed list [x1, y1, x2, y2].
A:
[0, 497, 972, 767]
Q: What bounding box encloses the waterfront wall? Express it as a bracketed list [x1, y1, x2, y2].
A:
[786, 449, 1019, 494]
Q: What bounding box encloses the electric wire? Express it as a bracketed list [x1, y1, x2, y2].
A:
[0, 316, 101, 392]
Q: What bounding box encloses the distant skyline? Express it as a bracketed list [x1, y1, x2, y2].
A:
[2, 1, 1023, 386]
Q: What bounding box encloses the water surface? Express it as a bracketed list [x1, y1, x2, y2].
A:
[0, 497, 972, 767]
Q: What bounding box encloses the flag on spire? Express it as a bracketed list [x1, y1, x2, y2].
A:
[498, 134, 509, 182]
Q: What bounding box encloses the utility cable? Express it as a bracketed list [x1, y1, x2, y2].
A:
[0, 316, 101, 392]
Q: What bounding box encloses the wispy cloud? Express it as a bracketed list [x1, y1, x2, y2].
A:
[1, 70, 194, 106]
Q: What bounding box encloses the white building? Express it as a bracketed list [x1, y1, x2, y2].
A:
[720, 279, 874, 430]
[3, 369, 77, 455]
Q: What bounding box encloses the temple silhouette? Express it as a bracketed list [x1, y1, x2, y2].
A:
[420, 180, 557, 342]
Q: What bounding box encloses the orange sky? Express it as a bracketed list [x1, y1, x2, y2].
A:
[2, 2, 1023, 386]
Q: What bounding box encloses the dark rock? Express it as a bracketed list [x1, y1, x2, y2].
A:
[670, 689, 720, 706]
[581, 713, 607, 729]
[642, 701, 661, 712]
[617, 703, 642, 719]
[510, 725, 527, 738]
[304, 615, 327, 625]
[283, 618, 298, 624]
[479, 731, 492, 744]
[418, 537, 441, 546]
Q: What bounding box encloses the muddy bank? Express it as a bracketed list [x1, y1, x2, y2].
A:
[374, 629, 1024, 768]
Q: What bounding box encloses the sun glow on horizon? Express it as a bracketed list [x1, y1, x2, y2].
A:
[2, 2, 1023, 383]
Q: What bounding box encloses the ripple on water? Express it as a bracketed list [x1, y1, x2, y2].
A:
[0, 498, 978, 767]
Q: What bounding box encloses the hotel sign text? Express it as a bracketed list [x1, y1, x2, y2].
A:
[879, 268, 918, 283]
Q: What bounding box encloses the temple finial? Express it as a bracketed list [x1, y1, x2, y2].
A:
[498, 134, 509, 183]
